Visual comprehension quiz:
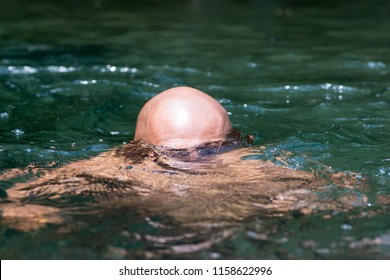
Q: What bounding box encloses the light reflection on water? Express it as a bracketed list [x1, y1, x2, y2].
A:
[0, 0, 390, 259]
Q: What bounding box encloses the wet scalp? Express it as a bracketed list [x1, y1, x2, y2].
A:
[134, 86, 232, 148]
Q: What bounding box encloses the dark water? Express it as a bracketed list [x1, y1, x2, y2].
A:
[1, 0, 390, 259]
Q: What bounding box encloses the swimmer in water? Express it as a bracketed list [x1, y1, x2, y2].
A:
[134, 86, 232, 149]
[0, 86, 366, 234]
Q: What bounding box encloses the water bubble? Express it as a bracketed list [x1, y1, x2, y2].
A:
[141, 81, 160, 88]
[106, 65, 116, 72]
[367, 61, 386, 69]
[247, 230, 258, 239]
[12, 128, 24, 137]
[341, 224, 352, 230]
[110, 131, 120, 135]
[379, 168, 386, 175]
[246, 62, 257, 68]
[321, 83, 332, 90]
[0, 112, 9, 120]
[119, 67, 138, 73]
[47, 65, 77, 73]
[78, 80, 97, 85]
[7, 66, 36, 74]
[219, 98, 232, 104]
[209, 252, 221, 259]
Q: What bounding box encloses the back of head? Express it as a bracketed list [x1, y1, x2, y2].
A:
[134, 86, 232, 148]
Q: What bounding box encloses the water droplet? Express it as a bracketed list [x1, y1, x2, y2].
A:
[247, 230, 257, 239]
[219, 98, 232, 104]
[367, 61, 386, 69]
[0, 112, 9, 120]
[47, 65, 76, 73]
[341, 224, 352, 230]
[106, 65, 116, 72]
[12, 128, 24, 137]
[119, 66, 137, 73]
[7, 66, 37, 74]
[209, 252, 221, 259]
[110, 131, 120, 135]
[247, 62, 257, 68]
[324, 83, 332, 89]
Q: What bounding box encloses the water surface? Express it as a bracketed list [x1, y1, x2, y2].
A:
[0, 0, 390, 259]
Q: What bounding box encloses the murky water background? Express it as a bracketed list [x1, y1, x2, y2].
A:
[1, 0, 390, 259]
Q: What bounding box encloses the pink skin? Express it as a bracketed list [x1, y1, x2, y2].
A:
[134, 86, 232, 148]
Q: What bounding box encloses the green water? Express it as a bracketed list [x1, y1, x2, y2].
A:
[1, 0, 390, 259]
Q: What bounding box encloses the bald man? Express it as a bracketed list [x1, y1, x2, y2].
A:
[134, 86, 232, 149]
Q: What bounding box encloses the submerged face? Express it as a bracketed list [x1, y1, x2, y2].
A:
[134, 86, 232, 148]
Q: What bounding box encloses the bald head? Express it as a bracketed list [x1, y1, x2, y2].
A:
[134, 86, 232, 148]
